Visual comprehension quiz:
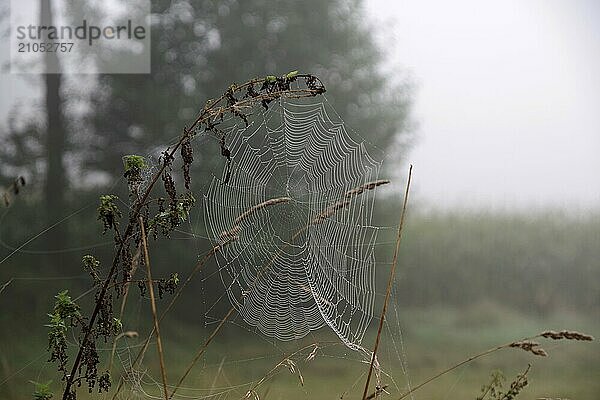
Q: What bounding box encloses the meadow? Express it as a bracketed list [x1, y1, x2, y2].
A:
[1, 210, 597, 399]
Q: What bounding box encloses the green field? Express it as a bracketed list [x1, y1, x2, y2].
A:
[2, 303, 597, 400]
[1, 211, 598, 399]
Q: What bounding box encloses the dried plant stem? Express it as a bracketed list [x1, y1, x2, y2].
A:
[210, 357, 227, 393]
[139, 217, 169, 400]
[397, 342, 517, 400]
[118, 246, 141, 319]
[111, 245, 220, 400]
[135, 246, 221, 366]
[169, 307, 236, 399]
[63, 140, 183, 400]
[395, 330, 594, 400]
[362, 165, 413, 400]
[242, 342, 322, 399]
[108, 247, 141, 372]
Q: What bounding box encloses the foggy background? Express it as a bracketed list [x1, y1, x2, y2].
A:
[0, 1, 598, 399]
[3, 0, 600, 209]
[366, 0, 600, 210]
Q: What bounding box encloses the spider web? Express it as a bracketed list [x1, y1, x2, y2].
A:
[0, 94, 415, 400]
[202, 96, 386, 354]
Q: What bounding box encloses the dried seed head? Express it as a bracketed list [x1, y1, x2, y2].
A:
[541, 330, 594, 341]
[244, 390, 259, 400]
[282, 358, 304, 386]
[234, 197, 291, 226]
[510, 340, 548, 357]
[344, 179, 390, 199]
[305, 344, 319, 362]
[312, 200, 351, 225]
[311, 180, 389, 226]
[219, 225, 241, 243]
[284, 359, 296, 374]
[219, 197, 291, 243]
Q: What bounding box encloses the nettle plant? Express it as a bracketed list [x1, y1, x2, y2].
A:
[45, 72, 326, 400]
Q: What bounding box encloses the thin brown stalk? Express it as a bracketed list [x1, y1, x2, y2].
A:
[108, 246, 141, 372]
[118, 246, 142, 318]
[362, 165, 413, 400]
[111, 245, 220, 400]
[210, 357, 227, 393]
[220, 197, 291, 242]
[241, 342, 323, 399]
[312, 180, 390, 226]
[169, 307, 236, 399]
[136, 246, 221, 366]
[139, 217, 169, 400]
[395, 330, 594, 400]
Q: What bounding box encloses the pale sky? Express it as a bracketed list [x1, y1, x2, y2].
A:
[366, 0, 600, 210]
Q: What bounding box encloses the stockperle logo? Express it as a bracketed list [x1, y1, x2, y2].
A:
[10, 0, 151, 74]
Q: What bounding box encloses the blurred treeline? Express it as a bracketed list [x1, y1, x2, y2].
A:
[1, 0, 598, 339]
[375, 208, 600, 315]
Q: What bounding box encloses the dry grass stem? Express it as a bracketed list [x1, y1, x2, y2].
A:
[362, 166, 412, 400]
[169, 307, 236, 399]
[139, 217, 169, 400]
[396, 330, 594, 400]
[313, 180, 390, 226]
[311, 200, 351, 225]
[234, 197, 291, 226]
[305, 344, 319, 362]
[220, 197, 291, 242]
[241, 342, 321, 399]
[108, 246, 142, 372]
[111, 245, 222, 399]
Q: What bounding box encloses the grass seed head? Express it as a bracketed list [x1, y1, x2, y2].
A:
[510, 340, 548, 357]
[540, 330, 594, 341]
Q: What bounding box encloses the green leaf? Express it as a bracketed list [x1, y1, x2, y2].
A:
[30, 380, 54, 400]
[285, 70, 299, 79]
[122, 155, 147, 172]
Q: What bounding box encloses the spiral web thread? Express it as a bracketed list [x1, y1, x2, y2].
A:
[203, 96, 385, 355]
